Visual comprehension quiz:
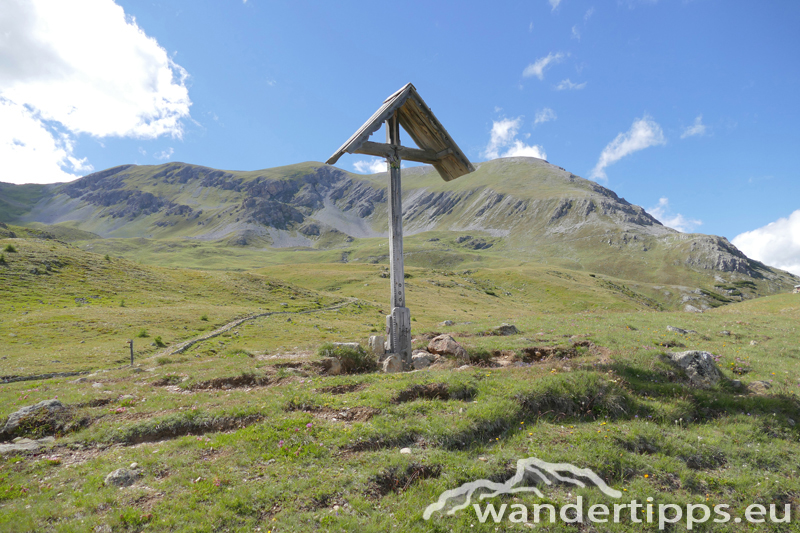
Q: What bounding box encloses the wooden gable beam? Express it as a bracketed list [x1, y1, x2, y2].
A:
[352, 141, 452, 165]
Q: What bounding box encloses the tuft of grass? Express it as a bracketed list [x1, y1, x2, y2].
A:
[153, 335, 166, 348]
[155, 356, 173, 366]
[3, 244, 16, 253]
[0, 254, 5, 265]
[318, 342, 376, 373]
[136, 328, 148, 338]
[200, 314, 209, 321]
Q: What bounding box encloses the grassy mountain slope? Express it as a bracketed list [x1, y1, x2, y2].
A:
[2, 158, 797, 312]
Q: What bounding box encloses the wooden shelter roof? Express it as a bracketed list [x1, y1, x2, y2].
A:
[326, 83, 474, 182]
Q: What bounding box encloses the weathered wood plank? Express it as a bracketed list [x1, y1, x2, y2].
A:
[353, 141, 440, 164]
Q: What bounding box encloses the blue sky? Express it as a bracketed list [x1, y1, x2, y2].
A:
[2, 0, 799, 273]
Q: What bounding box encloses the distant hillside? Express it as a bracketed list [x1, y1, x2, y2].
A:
[2, 157, 797, 310]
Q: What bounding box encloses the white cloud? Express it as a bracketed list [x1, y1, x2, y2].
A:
[534, 107, 557, 125]
[584, 7, 595, 20]
[732, 210, 800, 276]
[484, 118, 547, 161]
[0, 0, 191, 184]
[0, 98, 93, 184]
[154, 147, 174, 161]
[353, 159, 386, 174]
[648, 197, 701, 233]
[529, 21, 534, 33]
[571, 25, 581, 40]
[549, 0, 562, 11]
[681, 115, 707, 139]
[523, 52, 566, 80]
[590, 115, 666, 181]
[555, 78, 587, 90]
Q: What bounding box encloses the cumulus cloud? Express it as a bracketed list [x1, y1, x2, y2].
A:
[0, 0, 191, 184]
[732, 210, 800, 276]
[555, 78, 586, 90]
[523, 52, 566, 80]
[353, 159, 387, 174]
[681, 115, 707, 139]
[648, 197, 701, 233]
[590, 115, 666, 181]
[484, 118, 547, 161]
[154, 147, 174, 161]
[549, 0, 562, 11]
[534, 107, 557, 125]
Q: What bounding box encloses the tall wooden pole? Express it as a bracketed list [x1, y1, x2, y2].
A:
[386, 112, 412, 367]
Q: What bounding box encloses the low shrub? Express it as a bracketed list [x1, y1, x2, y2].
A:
[318, 342, 376, 373]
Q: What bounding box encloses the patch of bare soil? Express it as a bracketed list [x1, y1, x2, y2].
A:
[315, 383, 367, 395]
[393, 383, 450, 403]
[287, 403, 379, 422]
[368, 463, 442, 497]
[191, 373, 273, 390]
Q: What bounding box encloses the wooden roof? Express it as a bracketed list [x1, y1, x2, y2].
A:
[326, 83, 474, 182]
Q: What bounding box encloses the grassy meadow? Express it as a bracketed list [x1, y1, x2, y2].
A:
[1, 229, 800, 532]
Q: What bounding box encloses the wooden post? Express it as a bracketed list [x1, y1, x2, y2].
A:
[386, 112, 412, 368]
[129, 339, 134, 366]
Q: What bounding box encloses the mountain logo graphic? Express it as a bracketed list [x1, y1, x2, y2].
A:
[423, 457, 621, 520]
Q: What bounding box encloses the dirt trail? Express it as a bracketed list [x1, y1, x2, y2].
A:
[148, 298, 360, 359]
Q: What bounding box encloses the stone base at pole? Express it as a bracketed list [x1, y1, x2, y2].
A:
[386, 306, 411, 368]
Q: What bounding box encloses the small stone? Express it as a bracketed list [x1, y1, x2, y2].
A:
[720, 330, 731, 336]
[439, 320, 454, 327]
[399, 448, 411, 454]
[747, 381, 772, 395]
[104, 468, 141, 487]
[455, 365, 471, 371]
[129, 462, 139, 469]
[749, 340, 758, 346]
[491, 324, 519, 336]
[411, 351, 435, 370]
[382, 354, 403, 373]
[478, 456, 488, 462]
[789, 419, 796, 427]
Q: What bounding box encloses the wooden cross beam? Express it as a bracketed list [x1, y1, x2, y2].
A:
[327, 83, 474, 369]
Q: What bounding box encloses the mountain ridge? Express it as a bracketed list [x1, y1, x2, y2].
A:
[2, 157, 797, 308]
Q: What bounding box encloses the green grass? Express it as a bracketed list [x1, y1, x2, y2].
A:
[2, 231, 800, 531]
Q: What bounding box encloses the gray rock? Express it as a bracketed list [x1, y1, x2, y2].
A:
[104, 467, 141, 487]
[368, 335, 385, 356]
[666, 351, 723, 388]
[749, 340, 758, 346]
[667, 326, 697, 335]
[720, 330, 731, 336]
[439, 320, 454, 327]
[382, 354, 403, 373]
[1, 399, 64, 438]
[0, 436, 55, 455]
[747, 381, 772, 395]
[491, 324, 519, 336]
[411, 351, 436, 370]
[427, 335, 467, 360]
[399, 447, 412, 454]
[683, 304, 702, 313]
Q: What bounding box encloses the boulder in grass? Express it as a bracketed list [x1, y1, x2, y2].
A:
[427, 335, 467, 360]
[665, 351, 722, 388]
[0, 399, 65, 440]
